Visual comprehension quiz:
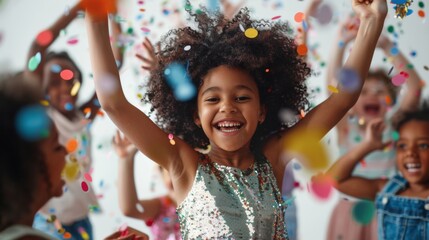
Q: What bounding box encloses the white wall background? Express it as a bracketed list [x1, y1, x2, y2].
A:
[1, 0, 428, 239]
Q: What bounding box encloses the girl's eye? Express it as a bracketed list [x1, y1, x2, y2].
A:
[419, 143, 429, 150]
[236, 96, 250, 102]
[205, 97, 219, 103]
[396, 143, 406, 150]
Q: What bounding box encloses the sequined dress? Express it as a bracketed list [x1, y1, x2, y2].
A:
[176, 153, 288, 239]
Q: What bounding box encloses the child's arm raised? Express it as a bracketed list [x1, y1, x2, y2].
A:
[85, 12, 197, 197]
[326, 118, 389, 200]
[294, 0, 388, 138]
[377, 35, 423, 112]
[113, 131, 161, 220]
[24, 2, 82, 82]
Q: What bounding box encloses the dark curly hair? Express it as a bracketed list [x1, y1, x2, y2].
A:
[393, 101, 429, 132]
[0, 73, 51, 230]
[144, 6, 310, 149]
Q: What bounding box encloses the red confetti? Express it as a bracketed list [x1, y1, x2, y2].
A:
[67, 36, 79, 45]
[271, 15, 281, 20]
[36, 30, 53, 46]
[60, 69, 74, 80]
[84, 173, 93, 182]
[81, 0, 117, 20]
[81, 181, 89, 192]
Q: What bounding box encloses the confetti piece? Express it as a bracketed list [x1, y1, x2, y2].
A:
[81, 181, 89, 192]
[418, 10, 425, 18]
[352, 200, 375, 225]
[36, 30, 53, 46]
[28, 52, 41, 72]
[40, 100, 49, 106]
[282, 128, 329, 170]
[16, 105, 50, 141]
[392, 131, 400, 141]
[67, 36, 79, 45]
[164, 62, 196, 101]
[136, 203, 144, 213]
[310, 175, 335, 200]
[60, 69, 74, 80]
[244, 28, 258, 38]
[313, 3, 334, 25]
[294, 12, 305, 23]
[140, 27, 150, 33]
[391, 73, 407, 86]
[385, 95, 393, 106]
[84, 172, 93, 182]
[63, 161, 80, 182]
[170, 139, 176, 145]
[271, 15, 281, 20]
[71, 81, 81, 96]
[296, 44, 308, 56]
[50, 64, 62, 73]
[328, 85, 339, 93]
[168, 133, 174, 140]
[64, 102, 74, 111]
[66, 139, 78, 153]
[63, 232, 72, 239]
[184, 45, 191, 51]
[338, 68, 361, 92]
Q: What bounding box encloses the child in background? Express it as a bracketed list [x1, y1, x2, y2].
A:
[86, 0, 388, 238]
[0, 73, 67, 239]
[324, 10, 423, 240]
[113, 131, 181, 240]
[25, 2, 123, 239]
[326, 106, 429, 240]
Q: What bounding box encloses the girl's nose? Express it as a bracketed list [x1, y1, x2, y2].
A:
[220, 101, 237, 113]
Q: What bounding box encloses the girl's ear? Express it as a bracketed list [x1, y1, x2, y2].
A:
[193, 111, 201, 127]
[259, 104, 267, 124]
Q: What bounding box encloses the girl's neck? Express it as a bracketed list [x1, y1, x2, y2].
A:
[208, 145, 254, 169]
[400, 183, 429, 198]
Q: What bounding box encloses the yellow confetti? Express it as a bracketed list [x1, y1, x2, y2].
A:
[40, 100, 50, 106]
[328, 85, 339, 93]
[170, 139, 176, 145]
[70, 81, 81, 97]
[63, 161, 80, 182]
[244, 28, 258, 38]
[282, 128, 329, 170]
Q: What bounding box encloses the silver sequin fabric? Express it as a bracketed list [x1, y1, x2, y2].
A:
[176, 153, 288, 239]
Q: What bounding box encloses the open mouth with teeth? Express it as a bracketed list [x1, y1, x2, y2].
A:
[404, 163, 421, 173]
[214, 121, 244, 133]
[363, 103, 381, 116]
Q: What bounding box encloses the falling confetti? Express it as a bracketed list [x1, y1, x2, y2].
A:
[60, 69, 74, 80]
[66, 138, 78, 153]
[28, 52, 41, 72]
[71, 81, 81, 96]
[81, 181, 89, 192]
[352, 200, 375, 225]
[16, 105, 50, 141]
[244, 28, 258, 38]
[328, 85, 339, 93]
[338, 68, 361, 92]
[36, 30, 53, 46]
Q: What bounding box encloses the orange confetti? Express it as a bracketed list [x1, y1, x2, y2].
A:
[300, 109, 306, 118]
[418, 10, 425, 18]
[36, 30, 53, 46]
[297, 44, 308, 56]
[66, 139, 78, 153]
[97, 110, 105, 117]
[385, 95, 392, 105]
[139, 8, 146, 12]
[63, 232, 72, 239]
[294, 12, 305, 23]
[81, 0, 117, 20]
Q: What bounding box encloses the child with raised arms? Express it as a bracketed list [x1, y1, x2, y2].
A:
[85, 0, 388, 238]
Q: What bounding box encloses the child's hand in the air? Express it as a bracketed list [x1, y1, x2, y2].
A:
[337, 15, 360, 44]
[352, 0, 388, 20]
[363, 118, 391, 151]
[113, 130, 138, 159]
[136, 37, 159, 72]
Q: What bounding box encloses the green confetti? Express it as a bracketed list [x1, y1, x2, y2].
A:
[392, 131, 400, 141]
[28, 52, 41, 72]
[352, 200, 375, 225]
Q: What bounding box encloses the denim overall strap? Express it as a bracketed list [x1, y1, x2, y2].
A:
[376, 175, 429, 240]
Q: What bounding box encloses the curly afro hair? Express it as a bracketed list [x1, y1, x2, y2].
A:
[144, 6, 311, 149]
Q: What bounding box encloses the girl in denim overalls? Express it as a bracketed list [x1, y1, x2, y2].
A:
[326, 107, 429, 240]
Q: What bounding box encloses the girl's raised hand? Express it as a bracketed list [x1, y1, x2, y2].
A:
[363, 118, 391, 151]
[113, 130, 138, 159]
[136, 37, 159, 72]
[338, 15, 360, 44]
[352, 0, 388, 20]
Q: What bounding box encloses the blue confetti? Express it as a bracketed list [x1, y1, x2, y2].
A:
[15, 105, 51, 141]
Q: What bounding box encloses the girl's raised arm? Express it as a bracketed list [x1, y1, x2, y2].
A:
[291, 0, 388, 139]
[325, 118, 389, 200]
[85, 11, 197, 191]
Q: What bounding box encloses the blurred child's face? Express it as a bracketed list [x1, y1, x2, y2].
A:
[195, 65, 265, 152]
[43, 58, 81, 114]
[38, 126, 67, 198]
[352, 78, 390, 122]
[396, 120, 429, 185]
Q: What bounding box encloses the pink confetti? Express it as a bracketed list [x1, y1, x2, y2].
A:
[391, 73, 407, 86]
[67, 36, 79, 45]
[271, 15, 281, 20]
[309, 176, 334, 200]
[84, 173, 93, 182]
[140, 27, 150, 33]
